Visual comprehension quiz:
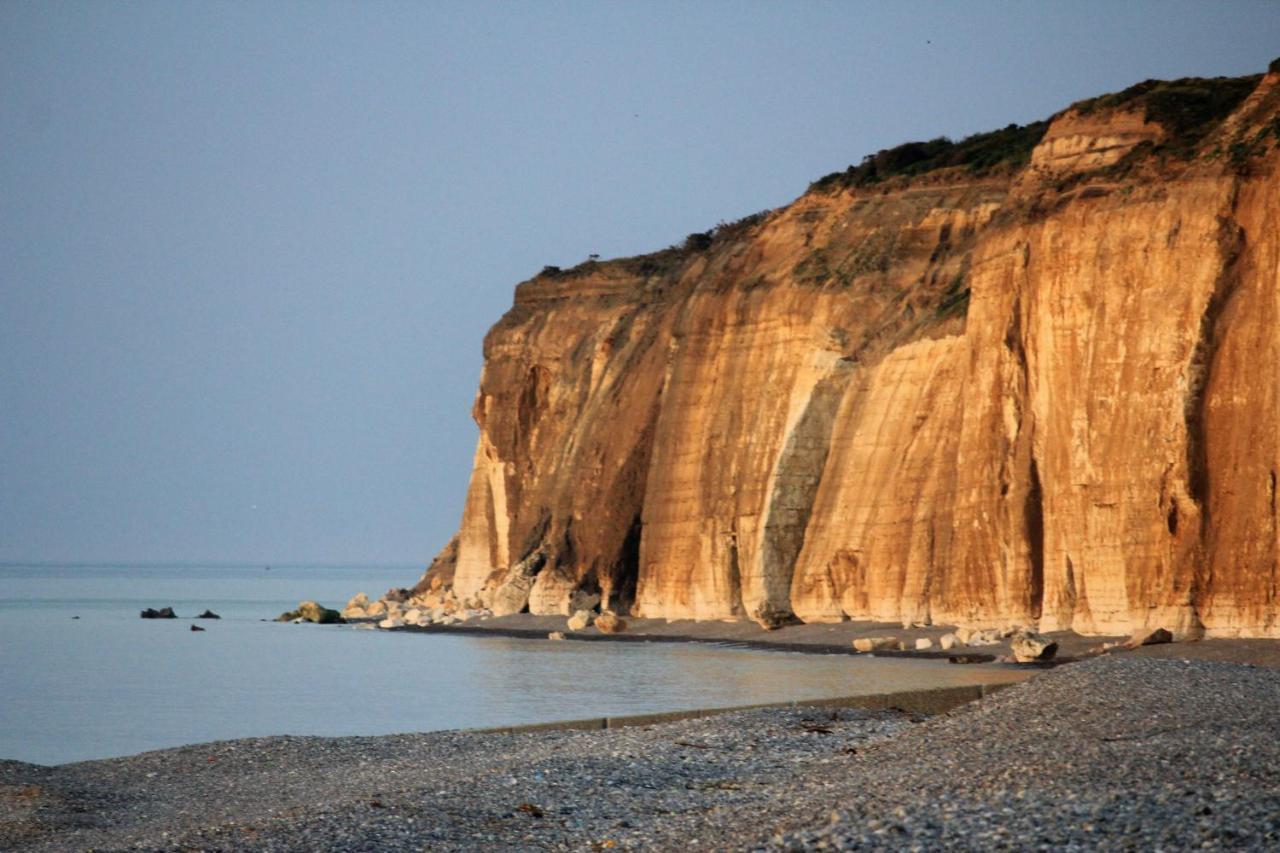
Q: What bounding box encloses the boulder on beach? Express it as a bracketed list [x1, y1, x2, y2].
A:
[140, 607, 177, 619]
[378, 617, 405, 629]
[547, 631, 566, 641]
[939, 632, 962, 650]
[915, 638, 934, 650]
[275, 601, 345, 624]
[1126, 627, 1174, 648]
[566, 609, 594, 631]
[196, 609, 221, 619]
[1010, 629, 1058, 663]
[852, 637, 898, 653]
[595, 612, 626, 634]
[966, 628, 1003, 646]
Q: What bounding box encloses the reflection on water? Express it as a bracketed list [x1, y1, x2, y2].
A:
[2, 564, 1006, 765]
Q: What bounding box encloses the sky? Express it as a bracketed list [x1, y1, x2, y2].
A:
[3, 2, 1279, 566]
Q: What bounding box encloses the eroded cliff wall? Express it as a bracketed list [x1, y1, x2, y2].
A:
[424, 68, 1280, 637]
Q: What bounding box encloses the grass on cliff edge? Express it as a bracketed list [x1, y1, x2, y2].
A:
[539, 68, 1274, 280]
[810, 72, 1263, 194]
[537, 208, 772, 281]
[809, 121, 1050, 193]
[1071, 74, 1261, 156]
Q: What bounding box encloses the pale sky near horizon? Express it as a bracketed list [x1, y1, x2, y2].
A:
[3, 2, 1279, 566]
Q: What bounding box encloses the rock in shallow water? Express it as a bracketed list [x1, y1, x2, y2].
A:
[275, 601, 345, 624]
[140, 607, 176, 619]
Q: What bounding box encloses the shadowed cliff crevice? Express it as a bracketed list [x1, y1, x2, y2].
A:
[756, 363, 856, 628]
[1026, 457, 1046, 619]
[1186, 210, 1245, 536]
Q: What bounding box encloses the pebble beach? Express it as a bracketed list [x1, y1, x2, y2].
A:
[4, 654, 1279, 850]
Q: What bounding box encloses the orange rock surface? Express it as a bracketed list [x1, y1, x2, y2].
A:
[420, 68, 1280, 637]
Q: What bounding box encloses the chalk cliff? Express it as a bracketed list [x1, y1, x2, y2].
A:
[421, 66, 1280, 638]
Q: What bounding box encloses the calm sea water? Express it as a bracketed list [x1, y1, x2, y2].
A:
[3, 563, 991, 766]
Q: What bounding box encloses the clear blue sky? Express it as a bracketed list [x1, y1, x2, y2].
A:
[3, 2, 1278, 565]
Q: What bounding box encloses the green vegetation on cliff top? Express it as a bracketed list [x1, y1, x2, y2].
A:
[539, 69, 1272, 279]
[810, 72, 1262, 194]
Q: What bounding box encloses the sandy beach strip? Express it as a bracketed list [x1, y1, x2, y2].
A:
[394, 610, 1280, 668]
[3, 654, 1280, 851]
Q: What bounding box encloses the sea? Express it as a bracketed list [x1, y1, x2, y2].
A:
[3, 563, 987, 766]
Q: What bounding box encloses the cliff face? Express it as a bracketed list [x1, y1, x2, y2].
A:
[427, 68, 1280, 637]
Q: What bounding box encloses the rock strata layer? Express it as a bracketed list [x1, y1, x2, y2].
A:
[420, 68, 1280, 638]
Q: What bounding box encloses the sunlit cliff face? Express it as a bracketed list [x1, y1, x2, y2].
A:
[424, 68, 1280, 638]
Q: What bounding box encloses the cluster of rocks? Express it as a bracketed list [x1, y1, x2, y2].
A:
[852, 625, 1018, 655]
[558, 608, 626, 636]
[339, 589, 492, 629]
[852, 624, 1178, 664]
[139, 607, 220, 620]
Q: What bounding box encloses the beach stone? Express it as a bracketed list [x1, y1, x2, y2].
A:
[595, 612, 627, 634]
[547, 631, 566, 641]
[365, 600, 388, 617]
[1127, 627, 1174, 648]
[915, 638, 934, 650]
[954, 627, 975, 644]
[969, 628, 1002, 646]
[140, 607, 177, 619]
[345, 592, 369, 610]
[852, 637, 898, 652]
[1010, 629, 1058, 663]
[567, 610, 594, 631]
[378, 617, 405, 629]
[404, 608, 423, 624]
[341, 606, 367, 619]
[939, 632, 962, 650]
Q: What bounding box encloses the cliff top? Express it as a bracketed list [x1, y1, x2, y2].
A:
[526, 64, 1278, 290]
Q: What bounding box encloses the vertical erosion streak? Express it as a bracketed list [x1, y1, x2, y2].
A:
[1025, 456, 1046, 619]
[757, 363, 855, 622]
[1185, 216, 1245, 559]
